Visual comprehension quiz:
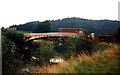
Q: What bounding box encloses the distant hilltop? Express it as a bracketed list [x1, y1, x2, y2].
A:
[8, 17, 120, 34]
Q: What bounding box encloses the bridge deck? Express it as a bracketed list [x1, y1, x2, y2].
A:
[24, 32, 81, 40]
[25, 32, 77, 36]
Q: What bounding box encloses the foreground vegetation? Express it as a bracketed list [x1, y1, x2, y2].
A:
[2, 30, 119, 74]
[33, 42, 119, 73]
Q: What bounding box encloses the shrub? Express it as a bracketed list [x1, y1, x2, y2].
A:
[64, 38, 93, 59]
[2, 35, 24, 73]
[31, 41, 57, 65]
[2, 31, 26, 47]
[2, 31, 32, 61]
[93, 42, 109, 51]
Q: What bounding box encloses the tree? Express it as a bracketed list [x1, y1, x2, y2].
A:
[31, 42, 56, 65]
[34, 21, 51, 33]
[2, 35, 24, 73]
[115, 27, 120, 43]
[64, 37, 93, 59]
[2, 31, 32, 61]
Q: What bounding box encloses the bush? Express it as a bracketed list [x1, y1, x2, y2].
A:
[2, 31, 34, 73]
[2, 31, 26, 47]
[31, 41, 57, 65]
[93, 42, 109, 51]
[2, 36, 24, 73]
[39, 44, 56, 64]
[64, 38, 93, 59]
[2, 31, 32, 61]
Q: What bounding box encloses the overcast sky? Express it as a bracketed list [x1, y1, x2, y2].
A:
[0, 0, 119, 28]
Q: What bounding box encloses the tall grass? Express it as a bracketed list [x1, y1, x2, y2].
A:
[33, 42, 119, 73]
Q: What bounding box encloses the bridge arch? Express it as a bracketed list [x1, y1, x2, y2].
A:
[24, 32, 80, 41]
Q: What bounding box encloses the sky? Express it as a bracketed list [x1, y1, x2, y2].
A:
[0, 0, 119, 28]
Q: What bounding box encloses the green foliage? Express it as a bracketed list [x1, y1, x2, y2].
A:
[64, 38, 93, 59]
[34, 21, 51, 33]
[10, 21, 51, 33]
[83, 29, 92, 35]
[31, 40, 57, 65]
[2, 31, 31, 59]
[73, 59, 119, 73]
[39, 44, 56, 64]
[2, 31, 26, 46]
[58, 43, 119, 73]
[2, 31, 35, 73]
[2, 36, 24, 73]
[15, 21, 40, 32]
[93, 42, 109, 51]
[13, 30, 31, 33]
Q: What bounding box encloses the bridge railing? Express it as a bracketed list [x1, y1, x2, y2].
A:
[24, 32, 78, 36]
[24, 32, 82, 40]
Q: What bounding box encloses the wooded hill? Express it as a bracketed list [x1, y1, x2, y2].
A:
[9, 17, 120, 34]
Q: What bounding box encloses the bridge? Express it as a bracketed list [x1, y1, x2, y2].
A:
[24, 32, 81, 40]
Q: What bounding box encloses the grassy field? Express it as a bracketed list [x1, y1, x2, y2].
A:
[3, 28, 31, 33]
[33, 42, 120, 73]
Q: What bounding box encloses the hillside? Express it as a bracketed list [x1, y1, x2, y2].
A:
[9, 17, 120, 34]
[50, 17, 119, 34]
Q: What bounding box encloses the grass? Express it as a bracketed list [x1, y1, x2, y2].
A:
[3, 28, 31, 33]
[33, 42, 120, 73]
[33, 40, 54, 45]
[14, 30, 31, 33]
[5, 28, 17, 31]
[9, 30, 31, 33]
